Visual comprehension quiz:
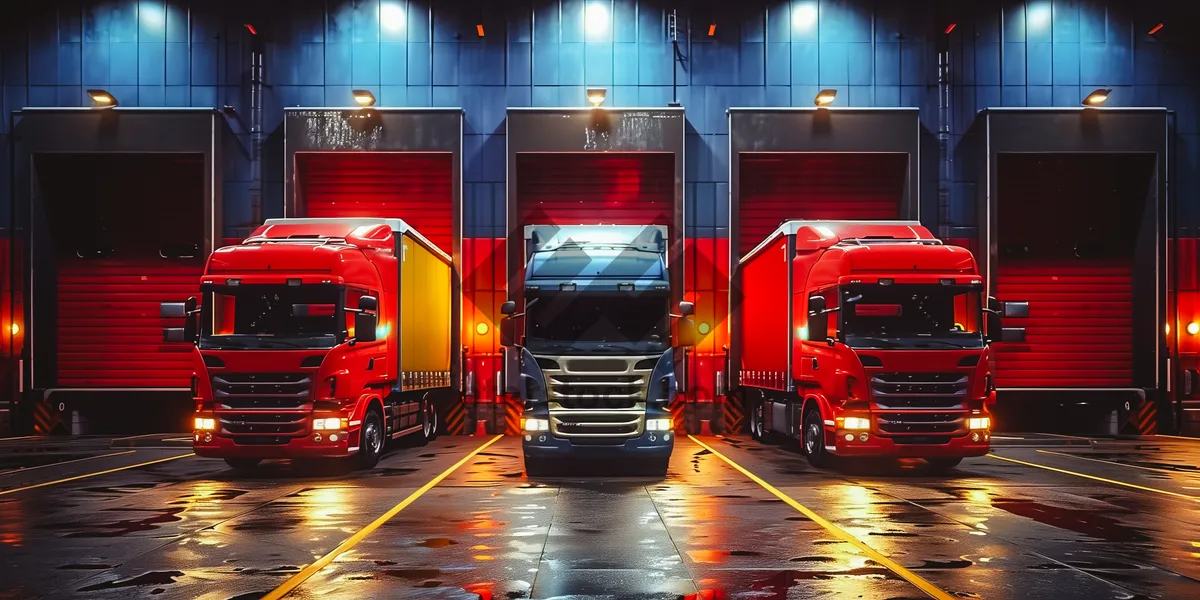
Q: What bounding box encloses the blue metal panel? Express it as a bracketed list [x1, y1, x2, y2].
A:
[1052, 42, 1080, 85]
[819, 42, 849, 86]
[584, 42, 614, 86]
[138, 42, 166, 86]
[558, 42, 584, 86]
[613, 43, 637, 85]
[408, 42, 432, 86]
[874, 42, 899, 86]
[432, 43, 459, 86]
[381, 42, 408, 85]
[353, 41, 382, 86]
[1002, 42, 1026, 85]
[59, 44, 83, 85]
[325, 43, 352, 86]
[638, 42, 671, 86]
[791, 42, 818, 86]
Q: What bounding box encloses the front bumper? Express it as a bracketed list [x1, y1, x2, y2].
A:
[827, 429, 990, 458]
[522, 428, 674, 460]
[192, 430, 358, 459]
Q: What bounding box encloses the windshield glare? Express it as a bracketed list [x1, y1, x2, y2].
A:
[840, 284, 984, 350]
[199, 284, 341, 350]
[525, 292, 669, 355]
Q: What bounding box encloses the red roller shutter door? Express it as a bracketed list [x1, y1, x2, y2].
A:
[296, 152, 454, 254]
[737, 153, 908, 257]
[515, 153, 674, 227]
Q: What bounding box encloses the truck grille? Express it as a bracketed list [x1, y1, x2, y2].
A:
[212, 373, 313, 410]
[550, 411, 642, 438]
[875, 412, 964, 435]
[870, 372, 968, 409]
[540, 355, 656, 410]
[219, 412, 308, 436]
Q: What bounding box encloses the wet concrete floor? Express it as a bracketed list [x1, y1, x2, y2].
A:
[1, 432, 1199, 599]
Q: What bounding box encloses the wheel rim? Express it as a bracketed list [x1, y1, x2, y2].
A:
[423, 401, 436, 438]
[754, 405, 764, 436]
[804, 420, 822, 455]
[364, 417, 382, 455]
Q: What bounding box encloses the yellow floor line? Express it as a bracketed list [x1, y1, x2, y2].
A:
[988, 453, 1200, 502]
[689, 435, 956, 600]
[0, 450, 137, 476]
[263, 434, 504, 599]
[0, 453, 194, 496]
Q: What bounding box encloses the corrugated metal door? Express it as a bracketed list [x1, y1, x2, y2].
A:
[296, 152, 454, 254]
[993, 153, 1152, 389]
[515, 153, 674, 227]
[35, 154, 206, 389]
[737, 153, 908, 257]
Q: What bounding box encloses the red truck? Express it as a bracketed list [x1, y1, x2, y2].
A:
[162, 217, 455, 471]
[735, 220, 1026, 469]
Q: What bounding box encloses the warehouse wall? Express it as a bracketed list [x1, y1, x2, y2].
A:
[3, 0, 1199, 416]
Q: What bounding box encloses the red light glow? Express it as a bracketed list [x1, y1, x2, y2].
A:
[708, 24, 716, 36]
[244, 23, 257, 35]
[476, 24, 485, 37]
[1148, 22, 1163, 35]
[944, 23, 956, 34]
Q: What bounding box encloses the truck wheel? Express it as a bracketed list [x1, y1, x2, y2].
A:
[419, 397, 439, 444]
[802, 409, 830, 469]
[750, 401, 768, 442]
[356, 408, 385, 470]
[926, 457, 963, 472]
[524, 456, 551, 478]
[224, 458, 261, 472]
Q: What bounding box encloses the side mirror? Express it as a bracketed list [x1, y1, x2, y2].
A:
[678, 301, 694, 316]
[985, 310, 1002, 344]
[358, 295, 378, 312]
[355, 312, 378, 343]
[500, 318, 516, 347]
[1000, 327, 1026, 343]
[807, 295, 828, 341]
[161, 297, 198, 343]
[676, 318, 698, 348]
[500, 300, 517, 316]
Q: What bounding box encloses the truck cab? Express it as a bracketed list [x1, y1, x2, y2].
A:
[738, 220, 1026, 470]
[501, 225, 696, 475]
[164, 218, 454, 471]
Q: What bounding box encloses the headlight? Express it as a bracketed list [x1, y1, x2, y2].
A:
[522, 418, 549, 432]
[194, 417, 216, 431]
[646, 418, 673, 431]
[313, 417, 346, 430]
[841, 417, 871, 430]
[968, 417, 991, 430]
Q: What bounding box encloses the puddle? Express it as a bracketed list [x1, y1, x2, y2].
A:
[374, 560, 398, 566]
[992, 500, 1149, 543]
[232, 565, 302, 576]
[58, 564, 117, 570]
[419, 453, 437, 458]
[418, 537, 458, 548]
[478, 452, 521, 459]
[42, 507, 184, 538]
[230, 516, 304, 531]
[79, 482, 160, 495]
[867, 531, 920, 538]
[170, 489, 249, 504]
[688, 549, 765, 564]
[914, 558, 974, 569]
[77, 571, 185, 592]
[226, 593, 271, 600]
[384, 568, 443, 580]
[790, 556, 837, 563]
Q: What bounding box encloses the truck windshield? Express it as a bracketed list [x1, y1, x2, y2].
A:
[840, 284, 984, 350]
[525, 292, 669, 355]
[199, 284, 342, 350]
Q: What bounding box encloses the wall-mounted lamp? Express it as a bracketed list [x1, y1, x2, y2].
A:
[87, 89, 118, 108]
[707, 24, 717, 37]
[814, 89, 837, 107]
[352, 89, 377, 107]
[586, 87, 607, 107]
[476, 322, 489, 335]
[1188, 322, 1199, 336]
[1082, 88, 1111, 106]
[476, 24, 485, 37]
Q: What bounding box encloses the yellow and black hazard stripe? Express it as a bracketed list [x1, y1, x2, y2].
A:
[669, 396, 686, 433]
[504, 396, 523, 436]
[1135, 398, 1158, 434]
[722, 394, 745, 434]
[444, 400, 466, 435]
[32, 399, 59, 435]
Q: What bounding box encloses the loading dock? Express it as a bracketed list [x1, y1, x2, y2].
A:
[282, 107, 465, 434]
[966, 108, 1170, 433]
[11, 108, 232, 434]
[727, 107, 925, 433]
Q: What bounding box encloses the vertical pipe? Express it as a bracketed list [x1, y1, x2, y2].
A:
[937, 47, 951, 233]
[249, 45, 264, 226]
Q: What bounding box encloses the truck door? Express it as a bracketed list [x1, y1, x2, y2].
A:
[797, 287, 841, 431]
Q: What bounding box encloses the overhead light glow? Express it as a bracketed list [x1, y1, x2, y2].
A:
[1188, 322, 1199, 336]
[586, 87, 607, 107]
[87, 89, 117, 108]
[585, 2, 609, 38]
[380, 2, 406, 32]
[1082, 88, 1111, 106]
[352, 89, 376, 107]
[1148, 22, 1163, 35]
[1027, 2, 1052, 30]
[140, 3, 165, 29]
[814, 89, 837, 107]
[9, 323, 19, 336]
[792, 2, 818, 31]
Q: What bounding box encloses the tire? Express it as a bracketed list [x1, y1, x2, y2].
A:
[419, 396, 439, 445]
[926, 457, 963, 472]
[356, 407, 385, 470]
[750, 399, 766, 441]
[224, 458, 261, 472]
[802, 408, 830, 469]
[524, 456, 551, 478]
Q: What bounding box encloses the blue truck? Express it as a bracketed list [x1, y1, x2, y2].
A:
[501, 225, 696, 475]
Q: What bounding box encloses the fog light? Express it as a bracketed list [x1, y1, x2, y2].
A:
[649, 434, 657, 442]
[194, 434, 199, 441]
[844, 433, 854, 442]
[968, 417, 991, 430]
[646, 418, 672, 431]
[522, 418, 549, 432]
[194, 417, 216, 431]
[313, 433, 322, 442]
[859, 433, 869, 442]
[524, 434, 532, 442]
[538, 435, 546, 443]
[663, 433, 671, 442]
[203, 433, 212, 443]
[971, 432, 981, 442]
[841, 417, 870, 430]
